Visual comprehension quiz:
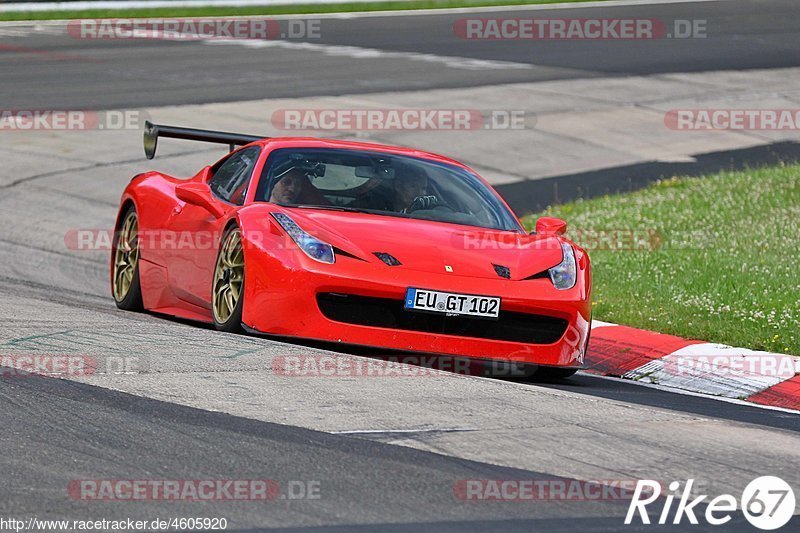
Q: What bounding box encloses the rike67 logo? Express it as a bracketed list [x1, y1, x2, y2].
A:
[626, 477, 796, 530]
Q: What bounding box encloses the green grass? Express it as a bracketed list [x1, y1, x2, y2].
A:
[0, 0, 609, 22]
[522, 164, 800, 355]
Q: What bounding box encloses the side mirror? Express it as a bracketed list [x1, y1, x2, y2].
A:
[194, 165, 213, 182]
[175, 182, 225, 219]
[535, 216, 568, 236]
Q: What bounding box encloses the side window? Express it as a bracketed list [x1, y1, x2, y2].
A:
[209, 146, 261, 205]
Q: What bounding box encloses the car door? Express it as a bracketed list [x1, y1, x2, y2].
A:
[166, 146, 261, 309]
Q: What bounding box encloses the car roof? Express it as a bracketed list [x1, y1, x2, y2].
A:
[254, 137, 472, 170]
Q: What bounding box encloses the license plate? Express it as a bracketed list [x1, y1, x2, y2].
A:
[404, 288, 500, 319]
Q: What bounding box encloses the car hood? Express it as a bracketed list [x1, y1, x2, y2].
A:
[283, 208, 564, 280]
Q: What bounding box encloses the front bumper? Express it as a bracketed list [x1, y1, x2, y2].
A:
[242, 247, 591, 367]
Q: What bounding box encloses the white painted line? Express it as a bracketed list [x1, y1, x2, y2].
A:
[0, 0, 727, 17]
[330, 427, 477, 435]
[204, 38, 532, 70]
[321, 0, 726, 20]
[590, 319, 618, 329]
[585, 373, 800, 416]
[0, 0, 381, 13]
[0, 23, 66, 36]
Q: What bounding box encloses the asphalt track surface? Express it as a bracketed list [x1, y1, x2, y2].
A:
[0, 0, 797, 109]
[1, 1, 800, 531]
[1, 370, 794, 532]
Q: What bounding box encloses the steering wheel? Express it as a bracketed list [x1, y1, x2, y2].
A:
[406, 195, 456, 214]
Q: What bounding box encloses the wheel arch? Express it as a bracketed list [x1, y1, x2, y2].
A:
[110, 198, 138, 289]
[115, 198, 137, 228]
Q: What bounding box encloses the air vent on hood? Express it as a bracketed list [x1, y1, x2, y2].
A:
[374, 252, 401, 266]
[493, 264, 511, 279]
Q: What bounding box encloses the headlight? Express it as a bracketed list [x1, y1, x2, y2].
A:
[272, 212, 335, 264]
[549, 242, 577, 290]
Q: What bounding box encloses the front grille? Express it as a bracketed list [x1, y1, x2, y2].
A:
[316, 293, 568, 344]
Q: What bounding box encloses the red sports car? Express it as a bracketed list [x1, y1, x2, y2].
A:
[112, 122, 591, 376]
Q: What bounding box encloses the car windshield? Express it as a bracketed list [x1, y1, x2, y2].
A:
[257, 148, 522, 231]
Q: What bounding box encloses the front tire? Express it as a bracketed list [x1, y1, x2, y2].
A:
[112, 206, 144, 311]
[212, 226, 245, 333]
[535, 367, 579, 380]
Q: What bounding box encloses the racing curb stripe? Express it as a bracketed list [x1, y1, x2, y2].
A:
[585, 323, 702, 375]
[747, 377, 800, 411]
[587, 321, 800, 411]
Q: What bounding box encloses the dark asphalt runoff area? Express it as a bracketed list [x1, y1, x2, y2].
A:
[0, 0, 797, 109]
[1, 368, 797, 532]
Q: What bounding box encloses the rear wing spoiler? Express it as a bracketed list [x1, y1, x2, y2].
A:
[143, 120, 267, 159]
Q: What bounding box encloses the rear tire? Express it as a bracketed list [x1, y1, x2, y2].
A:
[112, 206, 144, 311]
[212, 225, 245, 333]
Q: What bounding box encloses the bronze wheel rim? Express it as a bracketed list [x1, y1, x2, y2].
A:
[213, 228, 244, 324]
[112, 211, 139, 302]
